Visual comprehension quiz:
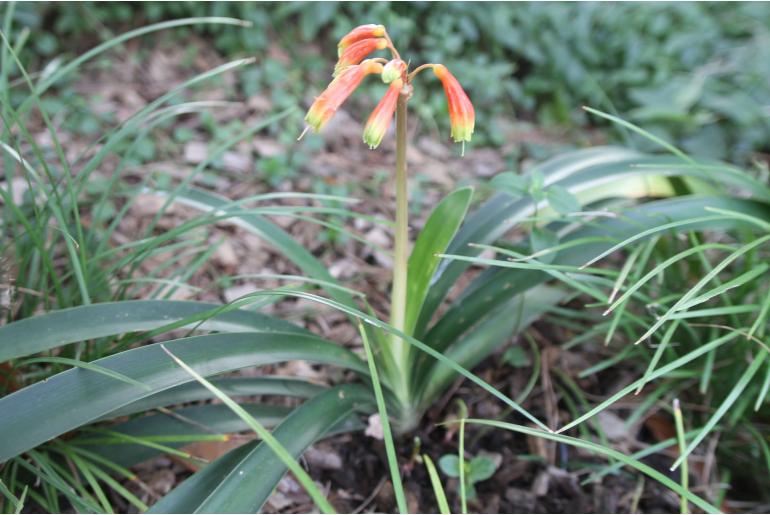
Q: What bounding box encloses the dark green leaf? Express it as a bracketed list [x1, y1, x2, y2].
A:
[82, 404, 291, 467]
[530, 227, 559, 258]
[0, 332, 367, 462]
[502, 346, 530, 368]
[0, 300, 308, 362]
[149, 385, 372, 513]
[104, 376, 325, 420]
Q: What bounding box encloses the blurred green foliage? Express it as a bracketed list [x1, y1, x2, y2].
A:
[6, 1, 770, 161]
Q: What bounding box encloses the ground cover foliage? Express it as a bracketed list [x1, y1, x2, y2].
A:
[8, 2, 770, 159]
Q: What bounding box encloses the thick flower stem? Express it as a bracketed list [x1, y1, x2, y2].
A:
[388, 90, 412, 413]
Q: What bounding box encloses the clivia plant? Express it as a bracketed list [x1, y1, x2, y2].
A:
[300, 23, 477, 430]
[0, 22, 551, 514]
[2, 18, 769, 514]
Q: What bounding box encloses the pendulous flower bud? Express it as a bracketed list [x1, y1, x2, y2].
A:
[337, 24, 386, 53]
[334, 38, 388, 76]
[433, 64, 475, 144]
[363, 79, 403, 149]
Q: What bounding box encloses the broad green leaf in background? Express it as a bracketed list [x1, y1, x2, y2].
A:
[530, 227, 560, 261]
[489, 172, 528, 196]
[468, 455, 499, 483]
[424, 195, 770, 353]
[438, 454, 461, 477]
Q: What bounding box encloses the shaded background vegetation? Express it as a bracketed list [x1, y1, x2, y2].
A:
[8, 1, 770, 162]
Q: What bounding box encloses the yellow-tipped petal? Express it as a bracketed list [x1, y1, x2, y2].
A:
[363, 79, 403, 149]
[433, 64, 475, 144]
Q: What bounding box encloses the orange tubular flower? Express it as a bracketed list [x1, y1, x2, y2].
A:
[433, 64, 475, 144]
[337, 24, 386, 53]
[305, 60, 384, 132]
[334, 38, 388, 76]
[363, 79, 403, 149]
[305, 24, 474, 158]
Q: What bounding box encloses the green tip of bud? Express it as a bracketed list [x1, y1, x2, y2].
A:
[381, 59, 405, 84]
[362, 128, 382, 150]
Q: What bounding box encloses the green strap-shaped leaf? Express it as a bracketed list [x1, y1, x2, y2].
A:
[81, 404, 292, 467]
[148, 385, 373, 513]
[0, 332, 367, 462]
[149, 441, 258, 513]
[224, 290, 549, 431]
[0, 300, 309, 362]
[405, 186, 473, 336]
[166, 187, 357, 309]
[418, 286, 566, 407]
[103, 376, 326, 419]
[417, 147, 770, 336]
[426, 196, 770, 350]
[416, 147, 644, 334]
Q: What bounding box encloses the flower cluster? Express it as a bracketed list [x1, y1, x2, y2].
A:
[303, 24, 475, 151]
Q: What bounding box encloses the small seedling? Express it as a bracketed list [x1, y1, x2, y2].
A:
[438, 451, 501, 500]
[490, 170, 581, 214]
[489, 170, 581, 262]
[503, 345, 531, 368]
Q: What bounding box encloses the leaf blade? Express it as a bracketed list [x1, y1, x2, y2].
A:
[0, 332, 366, 461]
[150, 385, 372, 513]
[0, 300, 309, 362]
[407, 186, 474, 336]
